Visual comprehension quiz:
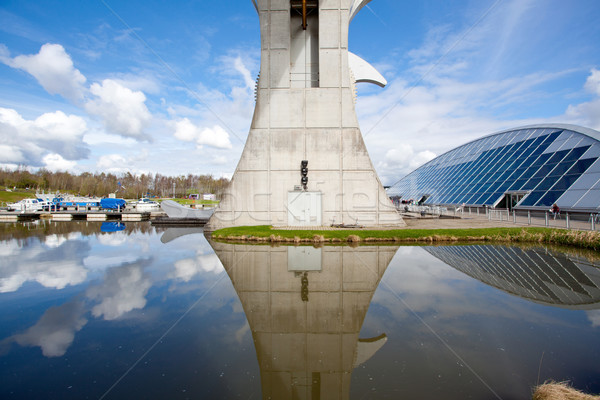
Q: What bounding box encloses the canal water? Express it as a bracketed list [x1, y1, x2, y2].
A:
[0, 221, 598, 399]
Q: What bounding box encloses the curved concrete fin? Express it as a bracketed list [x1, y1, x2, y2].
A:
[348, 51, 387, 87]
[353, 333, 388, 367]
[350, 0, 372, 22]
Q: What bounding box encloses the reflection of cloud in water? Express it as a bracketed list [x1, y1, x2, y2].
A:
[371, 247, 529, 337]
[587, 310, 600, 327]
[1, 240, 90, 293]
[12, 300, 87, 357]
[87, 264, 152, 320]
[1, 260, 87, 293]
[83, 254, 140, 270]
[171, 253, 223, 282]
[0, 241, 20, 257]
[43, 233, 80, 248]
[97, 234, 128, 246]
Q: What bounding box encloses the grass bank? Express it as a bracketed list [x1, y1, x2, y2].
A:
[0, 189, 36, 204]
[210, 226, 600, 251]
[533, 381, 599, 399]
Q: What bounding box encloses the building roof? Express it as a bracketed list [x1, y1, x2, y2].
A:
[389, 124, 600, 211]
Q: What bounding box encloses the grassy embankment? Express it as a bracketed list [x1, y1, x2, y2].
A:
[211, 225, 600, 251]
[533, 381, 599, 399]
[0, 189, 36, 205]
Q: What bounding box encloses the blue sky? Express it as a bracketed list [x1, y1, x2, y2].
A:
[0, 0, 599, 184]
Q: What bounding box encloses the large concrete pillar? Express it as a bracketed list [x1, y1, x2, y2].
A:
[209, 241, 398, 399]
[207, 0, 404, 229]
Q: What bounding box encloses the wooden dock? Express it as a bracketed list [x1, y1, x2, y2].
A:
[0, 210, 166, 222]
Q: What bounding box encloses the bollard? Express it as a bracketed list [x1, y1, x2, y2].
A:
[545, 211, 549, 227]
[528, 210, 531, 225]
[592, 214, 596, 231]
[513, 210, 516, 223]
[566, 213, 570, 229]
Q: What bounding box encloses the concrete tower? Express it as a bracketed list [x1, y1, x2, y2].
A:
[207, 0, 404, 229]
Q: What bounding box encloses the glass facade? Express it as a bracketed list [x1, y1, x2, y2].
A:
[388, 124, 600, 211]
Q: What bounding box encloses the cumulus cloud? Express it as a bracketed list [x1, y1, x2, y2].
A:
[2, 43, 86, 102]
[42, 153, 77, 171]
[11, 300, 87, 357]
[584, 69, 600, 96]
[564, 69, 600, 130]
[85, 79, 152, 140]
[87, 264, 151, 320]
[96, 153, 128, 173]
[2, 44, 154, 143]
[173, 118, 233, 149]
[0, 107, 89, 168]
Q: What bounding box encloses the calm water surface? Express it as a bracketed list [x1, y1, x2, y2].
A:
[0, 221, 599, 399]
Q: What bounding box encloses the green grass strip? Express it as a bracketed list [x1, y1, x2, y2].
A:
[211, 225, 600, 251]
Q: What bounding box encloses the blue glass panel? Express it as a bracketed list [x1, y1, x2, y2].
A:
[531, 153, 553, 167]
[535, 191, 565, 207]
[489, 171, 502, 181]
[498, 169, 516, 181]
[509, 179, 528, 191]
[551, 174, 582, 191]
[496, 181, 511, 192]
[563, 146, 590, 162]
[549, 161, 576, 177]
[536, 177, 560, 191]
[522, 177, 542, 190]
[546, 149, 570, 164]
[507, 167, 529, 180]
[567, 158, 597, 175]
[520, 191, 545, 206]
[532, 163, 558, 179]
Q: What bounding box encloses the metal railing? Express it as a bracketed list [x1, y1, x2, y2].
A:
[398, 204, 600, 231]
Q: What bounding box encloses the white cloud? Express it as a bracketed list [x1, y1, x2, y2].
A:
[43, 153, 77, 171]
[173, 118, 233, 149]
[563, 69, 600, 131]
[584, 68, 600, 96]
[0, 107, 89, 168]
[97, 153, 128, 170]
[3, 43, 86, 102]
[0, 144, 24, 163]
[85, 79, 151, 140]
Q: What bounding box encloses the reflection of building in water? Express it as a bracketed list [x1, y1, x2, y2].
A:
[425, 245, 600, 309]
[209, 242, 398, 399]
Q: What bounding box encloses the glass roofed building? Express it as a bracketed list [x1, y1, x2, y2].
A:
[388, 124, 600, 212]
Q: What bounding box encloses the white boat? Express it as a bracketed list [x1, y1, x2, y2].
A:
[7, 198, 44, 212]
[160, 200, 214, 219]
[134, 198, 160, 211]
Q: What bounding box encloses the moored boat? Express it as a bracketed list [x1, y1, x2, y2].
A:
[7, 198, 43, 212]
[160, 200, 214, 219]
[133, 198, 160, 211]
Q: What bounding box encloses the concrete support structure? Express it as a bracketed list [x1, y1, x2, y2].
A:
[207, 0, 404, 229]
[210, 241, 398, 399]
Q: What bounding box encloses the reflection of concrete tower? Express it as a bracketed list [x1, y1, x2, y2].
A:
[206, 0, 405, 229]
[209, 242, 398, 399]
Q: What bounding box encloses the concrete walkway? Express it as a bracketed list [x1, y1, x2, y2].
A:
[274, 213, 598, 231]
